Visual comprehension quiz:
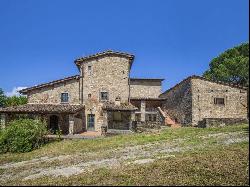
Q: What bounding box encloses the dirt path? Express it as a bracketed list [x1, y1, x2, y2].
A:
[0, 131, 248, 183]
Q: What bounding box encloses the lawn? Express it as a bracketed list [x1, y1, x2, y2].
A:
[0, 124, 249, 186]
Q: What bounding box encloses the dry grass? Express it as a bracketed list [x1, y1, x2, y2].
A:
[0, 124, 249, 186]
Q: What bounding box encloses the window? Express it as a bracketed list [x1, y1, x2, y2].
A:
[146, 114, 157, 122]
[100, 92, 109, 101]
[153, 114, 157, 122]
[61, 93, 69, 103]
[87, 114, 95, 131]
[88, 94, 91, 99]
[113, 112, 122, 121]
[214, 98, 225, 105]
[88, 65, 92, 76]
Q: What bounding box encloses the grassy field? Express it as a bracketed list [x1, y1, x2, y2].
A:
[0, 124, 249, 186]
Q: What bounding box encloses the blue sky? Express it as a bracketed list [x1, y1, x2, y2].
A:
[0, 0, 249, 95]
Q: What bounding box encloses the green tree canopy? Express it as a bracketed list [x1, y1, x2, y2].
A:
[5, 95, 28, 107]
[0, 88, 27, 107]
[203, 43, 249, 87]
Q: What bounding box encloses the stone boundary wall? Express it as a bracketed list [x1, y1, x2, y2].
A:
[197, 118, 249, 128]
[74, 117, 84, 134]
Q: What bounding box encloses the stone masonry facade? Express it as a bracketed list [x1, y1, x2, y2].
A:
[159, 76, 248, 127]
[1, 50, 248, 134]
[159, 78, 192, 126]
[27, 78, 80, 105]
[79, 55, 132, 132]
[130, 79, 163, 98]
[191, 78, 248, 126]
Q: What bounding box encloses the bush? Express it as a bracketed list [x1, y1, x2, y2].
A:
[0, 119, 48, 153]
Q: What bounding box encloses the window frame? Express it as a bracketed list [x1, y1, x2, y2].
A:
[88, 93, 92, 99]
[214, 97, 225, 105]
[87, 65, 92, 76]
[61, 92, 69, 103]
[100, 91, 109, 101]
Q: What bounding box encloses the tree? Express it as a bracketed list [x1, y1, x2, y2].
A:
[5, 95, 28, 107]
[0, 88, 6, 107]
[203, 43, 249, 87]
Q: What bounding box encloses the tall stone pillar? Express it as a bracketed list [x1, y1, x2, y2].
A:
[0, 114, 6, 129]
[68, 114, 74, 135]
[141, 100, 146, 122]
[103, 110, 108, 127]
[129, 111, 135, 128]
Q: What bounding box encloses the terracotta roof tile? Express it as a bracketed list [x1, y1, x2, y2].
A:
[130, 78, 164, 81]
[160, 75, 248, 96]
[102, 102, 137, 111]
[0, 104, 84, 114]
[130, 97, 165, 101]
[19, 75, 80, 94]
[74, 50, 134, 67]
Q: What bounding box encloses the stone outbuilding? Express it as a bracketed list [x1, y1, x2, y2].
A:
[159, 75, 249, 127]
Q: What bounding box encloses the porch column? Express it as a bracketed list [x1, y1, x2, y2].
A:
[0, 113, 6, 129]
[101, 110, 108, 135]
[129, 111, 135, 128]
[68, 114, 74, 135]
[141, 100, 146, 122]
[103, 110, 108, 127]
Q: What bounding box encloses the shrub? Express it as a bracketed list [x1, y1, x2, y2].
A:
[0, 119, 48, 153]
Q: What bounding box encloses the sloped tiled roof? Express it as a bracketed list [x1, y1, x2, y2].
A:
[102, 102, 137, 111]
[0, 104, 84, 114]
[130, 97, 165, 101]
[19, 75, 80, 94]
[160, 75, 248, 96]
[130, 78, 164, 82]
[74, 50, 135, 67]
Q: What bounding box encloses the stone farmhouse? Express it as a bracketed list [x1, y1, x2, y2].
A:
[0, 50, 248, 135]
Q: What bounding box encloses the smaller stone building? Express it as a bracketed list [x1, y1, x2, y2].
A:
[159, 75, 248, 127]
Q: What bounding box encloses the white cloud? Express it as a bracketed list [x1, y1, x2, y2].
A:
[6, 87, 27, 97]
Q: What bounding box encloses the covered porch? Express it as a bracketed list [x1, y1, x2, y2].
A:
[130, 97, 165, 124]
[0, 104, 85, 135]
[102, 101, 138, 133]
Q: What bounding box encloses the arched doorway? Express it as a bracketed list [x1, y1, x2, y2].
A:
[49, 115, 59, 134]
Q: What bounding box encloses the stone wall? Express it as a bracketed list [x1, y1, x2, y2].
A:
[27, 79, 80, 104]
[79, 55, 131, 131]
[60, 114, 69, 134]
[74, 116, 84, 133]
[191, 78, 248, 126]
[130, 80, 162, 98]
[81, 56, 130, 103]
[197, 118, 249, 128]
[160, 79, 193, 126]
